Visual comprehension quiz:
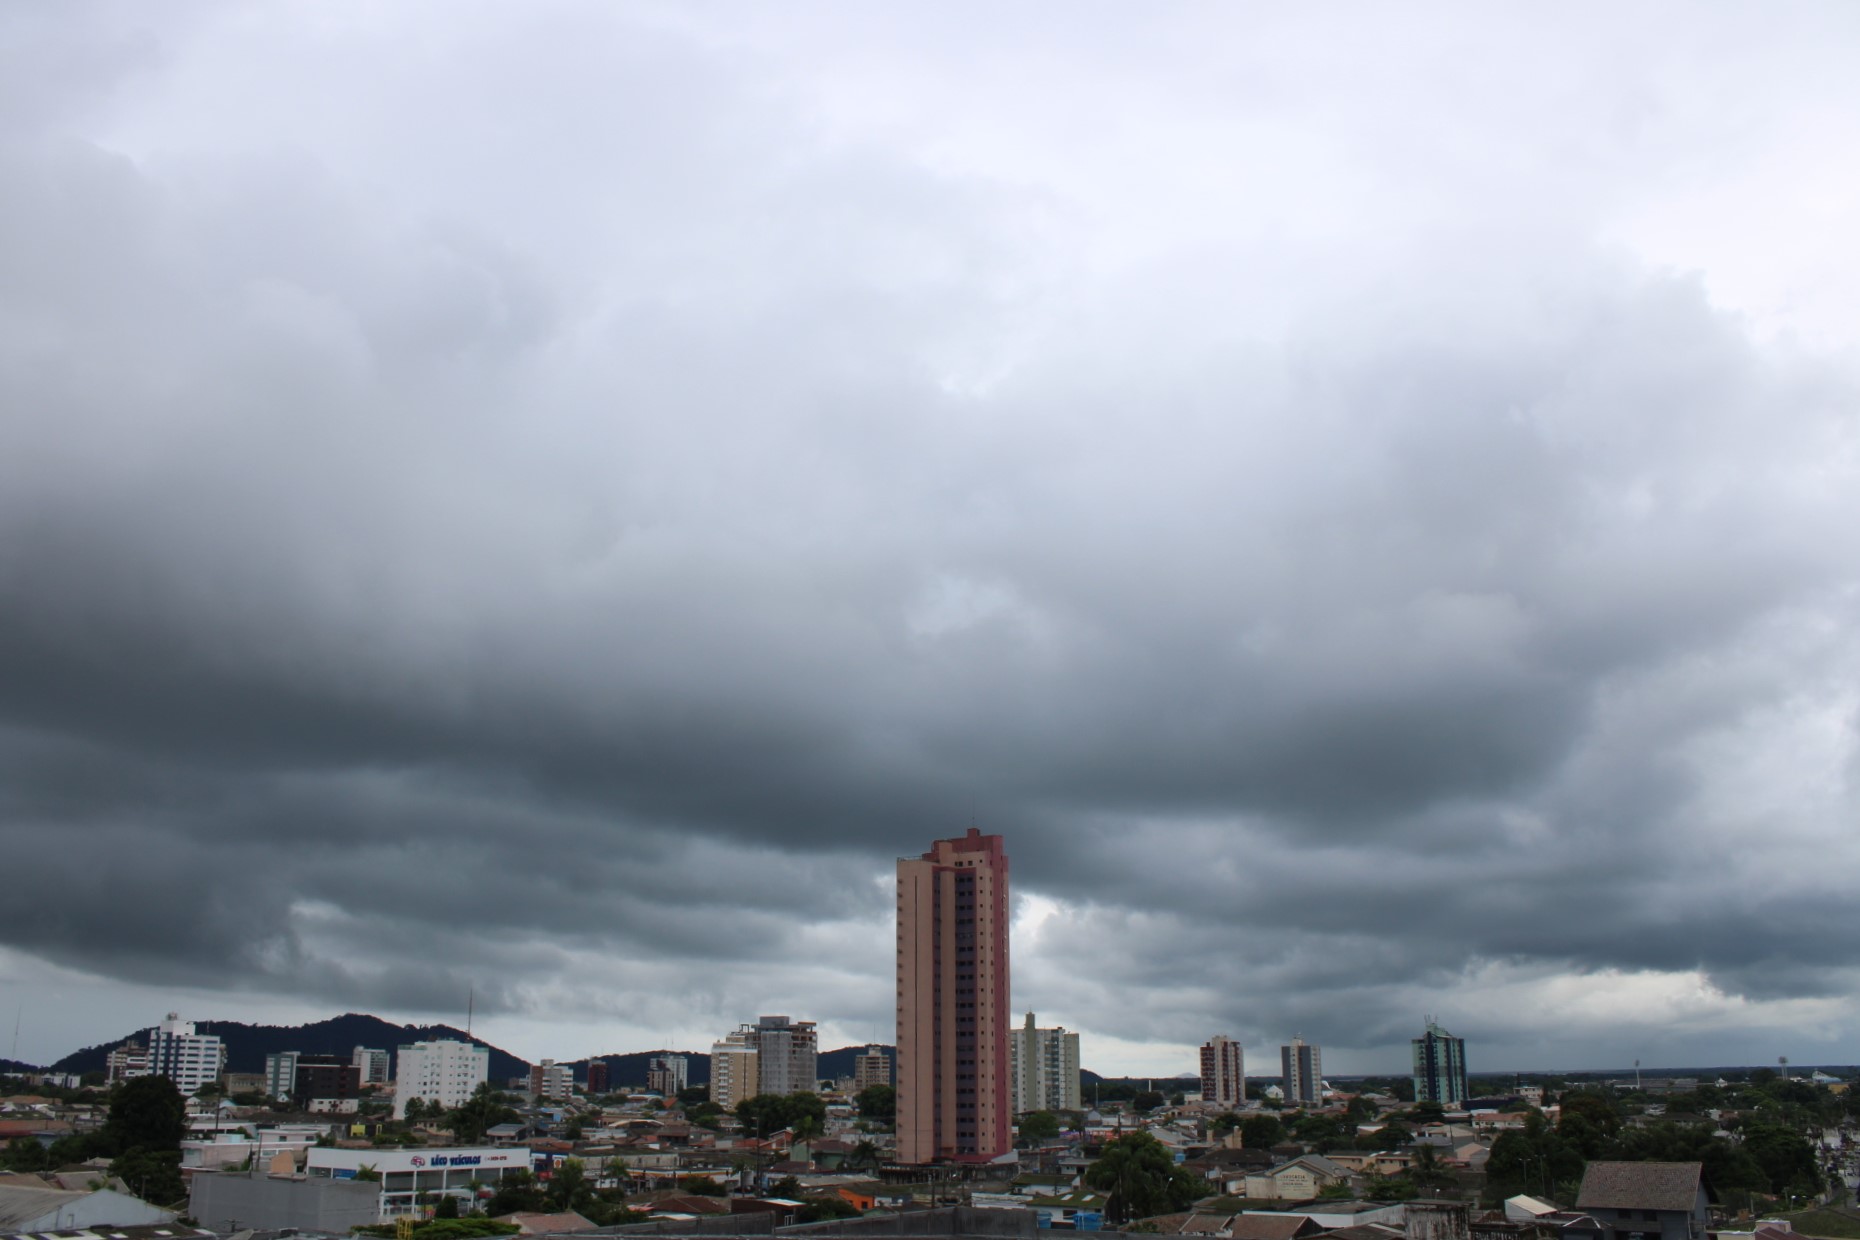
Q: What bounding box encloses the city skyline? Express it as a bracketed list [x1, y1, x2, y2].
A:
[5, 4, 1860, 1081]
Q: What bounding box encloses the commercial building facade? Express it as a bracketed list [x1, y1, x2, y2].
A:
[1281, 1038, 1322, 1106]
[394, 1039, 490, 1118]
[1009, 1012, 1081, 1113]
[896, 828, 1011, 1164]
[305, 1145, 529, 1219]
[1412, 1020, 1467, 1106]
[1200, 1035, 1245, 1108]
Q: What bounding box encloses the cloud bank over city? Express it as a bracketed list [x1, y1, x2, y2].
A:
[3, 2, 1860, 1075]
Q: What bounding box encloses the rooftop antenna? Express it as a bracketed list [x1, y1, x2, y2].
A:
[1779, 1055, 1788, 1081]
[467, 986, 474, 1038]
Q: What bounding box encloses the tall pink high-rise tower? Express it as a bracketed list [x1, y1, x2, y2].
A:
[896, 829, 1011, 1164]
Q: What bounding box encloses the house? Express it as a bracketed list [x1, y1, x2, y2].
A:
[495, 1211, 598, 1234]
[1505, 1195, 1560, 1223]
[1241, 1155, 1348, 1201]
[1027, 1190, 1108, 1230]
[1571, 1162, 1708, 1240]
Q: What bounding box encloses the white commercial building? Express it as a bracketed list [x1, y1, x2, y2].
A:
[1009, 1012, 1081, 1113]
[394, 1039, 489, 1118]
[306, 1146, 528, 1219]
[148, 1014, 225, 1095]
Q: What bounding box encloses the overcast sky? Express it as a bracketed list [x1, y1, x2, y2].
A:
[4, 2, 1860, 1079]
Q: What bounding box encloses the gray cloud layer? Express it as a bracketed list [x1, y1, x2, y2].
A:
[4, 2, 1860, 1072]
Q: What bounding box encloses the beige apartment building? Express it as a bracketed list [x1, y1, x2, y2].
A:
[896, 828, 1011, 1164]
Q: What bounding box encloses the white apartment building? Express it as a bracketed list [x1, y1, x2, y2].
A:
[1009, 1012, 1081, 1113]
[647, 1055, 688, 1096]
[394, 1039, 489, 1118]
[148, 1014, 226, 1095]
[353, 1047, 390, 1086]
[709, 1030, 759, 1109]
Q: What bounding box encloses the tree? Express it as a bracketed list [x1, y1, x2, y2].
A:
[855, 1084, 896, 1121]
[447, 1083, 522, 1144]
[355, 1163, 383, 1181]
[550, 1158, 594, 1213]
[677, 1086, 710, 1106]
[848, 1140, 881, 1172]
[1210, 1112, 1242, 1136]
[1344, 1096, 1379, 1124]
[102, 1075, 187, 1157]
[435, 1194, 461, 1219]
[486, 1169, 549, 1216]
[3, 1135, 49, 1171]
[1131, 1091, 1165, 1114]
[1407, 1100, 1447, 1125]
[1741, 1121, 1822, 1197]
[1083, 1132, 1204, 1223]
[1019, 1111, 1062, 1145]
[680, 1175, 727, 1196]
[1241, 1115, 1285, 1149]
[1292, 1114, 1346, 1153]
[798, 1195, 863, 1223]
[738, 1092, 826, 1138]
[112, 1147, 184, 1206]
[1409, 1145, 1454, 1191]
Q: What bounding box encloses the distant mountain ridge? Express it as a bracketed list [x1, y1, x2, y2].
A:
[47, 1013, 530, 1082]
[34, 1012, 905, 1093]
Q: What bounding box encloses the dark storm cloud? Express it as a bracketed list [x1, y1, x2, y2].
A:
[3, 1, 1859, 1069]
